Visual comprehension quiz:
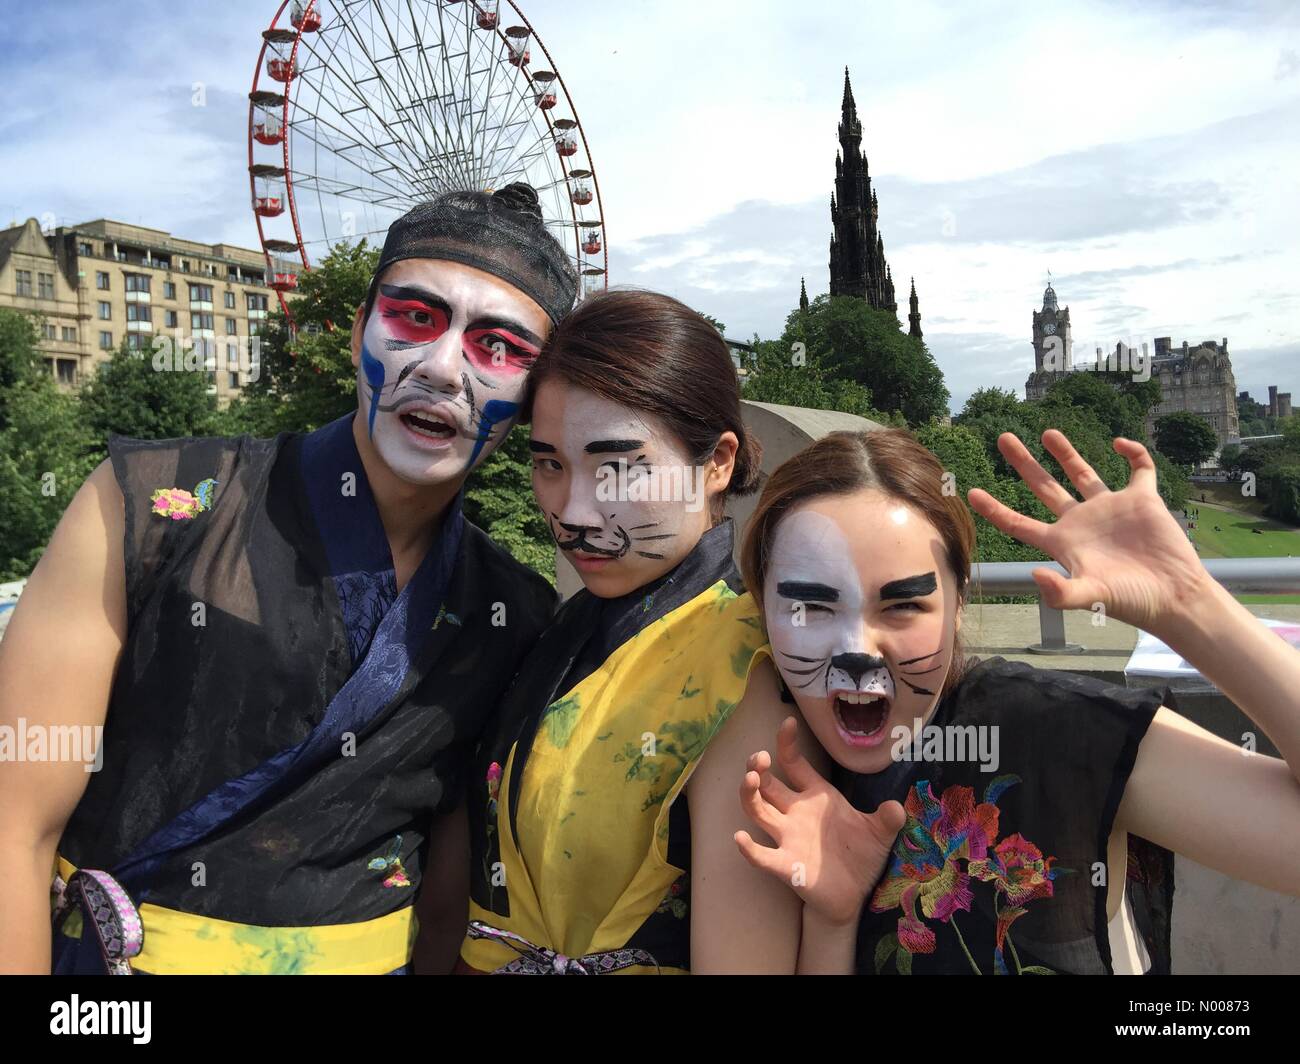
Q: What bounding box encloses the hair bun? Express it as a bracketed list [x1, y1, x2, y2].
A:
[493, 182, 543, 221]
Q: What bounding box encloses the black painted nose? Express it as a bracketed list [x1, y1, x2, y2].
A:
[830, 652, 887, 686]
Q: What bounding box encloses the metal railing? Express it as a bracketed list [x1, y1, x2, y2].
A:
[970, 557, 1300, 653]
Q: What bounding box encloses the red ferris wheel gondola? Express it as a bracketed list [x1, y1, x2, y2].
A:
[247, 0, 608, 327]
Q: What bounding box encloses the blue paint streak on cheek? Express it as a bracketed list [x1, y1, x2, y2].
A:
[467, 398, 519, 469]
[360, 342, 386, 439]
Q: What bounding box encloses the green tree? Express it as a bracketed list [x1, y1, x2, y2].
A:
[742, 338, 898, 424]
[804, 295, 949, 425]
[0, 374, 98, 580]
[1154, 411, 1219, 469]
[78, 341, 219, 451]
[221, 240, 380, 436]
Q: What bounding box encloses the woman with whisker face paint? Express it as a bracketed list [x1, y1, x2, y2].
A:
[459, 288, 825, 975]
[735, 428, 1300, 975]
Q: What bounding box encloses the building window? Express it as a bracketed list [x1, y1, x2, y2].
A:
[78, 241, 94, 256]
[16, 269, 33, 296]
[165, 310, 179, 328]
[248, 321, 261, 337]
[226, 317, 237, 336]
[191, 312, 214, 331]
[189, 283, 214, 303]
[225, 291, 236, 309]
[96, 271, 110, 290]
[57, 360, 76, 384]
[100, 331, 113, 350]
[38, 273, 55, 299]
[227, 343, 240, 367]
[41, 322, 56, 340]
[229, 371, 240, 389]
[125, 273, 151, 294]
[163, 281, 176, 299]
[247, 293, 268, 312]
[62, 326, 77, 342]
[98, 301, 111, 320]
[126, 304, 151, 323]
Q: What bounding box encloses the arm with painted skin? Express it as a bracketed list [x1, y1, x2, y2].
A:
[689, 659, 839, 973]
[969, 430, 1300, 896]
[733, 712, 905, 974]
[0, 461, 126, 973]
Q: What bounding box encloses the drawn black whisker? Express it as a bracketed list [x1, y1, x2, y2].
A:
[900, 663, 943, 675]
[900, 678, 935, 696]
[634, 551, 665, 560]
[632, 534, 677, 542]
[782, 664, 824, 676]
[778, 651, 820, 663]
[898, 647, 944, 667]
[627, 523, 659, 531]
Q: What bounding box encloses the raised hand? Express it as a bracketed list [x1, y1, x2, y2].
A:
[735, 716, 905, 927]
[967, 430, 1211, 636]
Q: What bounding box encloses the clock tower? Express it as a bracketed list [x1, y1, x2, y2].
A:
[1026, 282, 1072, 400]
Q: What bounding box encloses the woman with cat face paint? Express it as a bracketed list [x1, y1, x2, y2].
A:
[735, 428, 1300, 975]
[459, 289, 823, 974]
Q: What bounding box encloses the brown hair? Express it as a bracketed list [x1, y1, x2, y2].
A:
[740, 428, 976, 699]
[524, 287, 762, 521]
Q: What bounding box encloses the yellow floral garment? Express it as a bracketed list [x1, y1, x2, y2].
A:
[462, 570, 767, 975]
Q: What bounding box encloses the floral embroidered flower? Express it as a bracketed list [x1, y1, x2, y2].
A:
[870, 774, 1062, 974]
[869, 778, 1002, 941]
[150, 488, 201, 521]
[969, 833, 1058, 906]
[150, 478, 218, 521]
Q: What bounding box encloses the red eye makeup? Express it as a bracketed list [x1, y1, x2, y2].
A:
[377, 294, 450, 344]
[463, 326, 541, 375]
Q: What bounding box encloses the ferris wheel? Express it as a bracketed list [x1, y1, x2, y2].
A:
[246, 0, 608, 322]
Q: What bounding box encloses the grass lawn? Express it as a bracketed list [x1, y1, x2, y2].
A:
[1185, 494, 1300, 603]
[1190, 509, 1300, 560]
[1189, 479, 1269, 517]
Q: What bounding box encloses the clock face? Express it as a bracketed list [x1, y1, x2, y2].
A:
[1043, 322, 1057, 335]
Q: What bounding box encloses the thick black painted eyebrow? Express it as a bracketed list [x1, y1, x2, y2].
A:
[879, 572, 938, 600]
[378, 284, 453, 315]
[585, 439, 645, 454]
[472, 316, 543, 349]
[528, 440, 557, 453]
[776, 581, 840, 603]
[378, 286, 542, 347]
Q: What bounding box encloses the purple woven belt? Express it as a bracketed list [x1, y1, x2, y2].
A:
[52, 868, 144, 975]
[467, 920, 660, 975]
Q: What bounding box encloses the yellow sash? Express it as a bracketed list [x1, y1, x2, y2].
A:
[462, 581, 767, 974]
[55, 856, 416, 975]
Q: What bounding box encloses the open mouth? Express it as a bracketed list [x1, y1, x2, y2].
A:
[832, 691, 891, 745]
[400, 411, 457, 440]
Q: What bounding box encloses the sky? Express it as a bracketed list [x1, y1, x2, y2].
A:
[1, 0, 1297, 415]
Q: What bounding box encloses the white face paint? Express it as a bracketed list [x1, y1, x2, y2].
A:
[353, 259, 549, 485]
[530, 379, 715, 598]
[761, 493, 960, 774]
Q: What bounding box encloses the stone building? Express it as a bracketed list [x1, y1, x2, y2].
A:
[0, 217, 294, 398]
[828, 69, 918, 326]
[1144, 337, 1239, 446]
[1024, 282, 1072, 400]
[1023, 283, 1240, 451]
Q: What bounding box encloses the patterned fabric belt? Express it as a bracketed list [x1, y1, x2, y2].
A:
[466, 920, 660, 975]
[52, 868, 143, 976]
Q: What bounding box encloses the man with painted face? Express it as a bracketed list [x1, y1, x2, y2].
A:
[0, 183, 574, 975]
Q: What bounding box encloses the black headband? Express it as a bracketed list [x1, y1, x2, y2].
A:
[365, 183, 578, 325]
